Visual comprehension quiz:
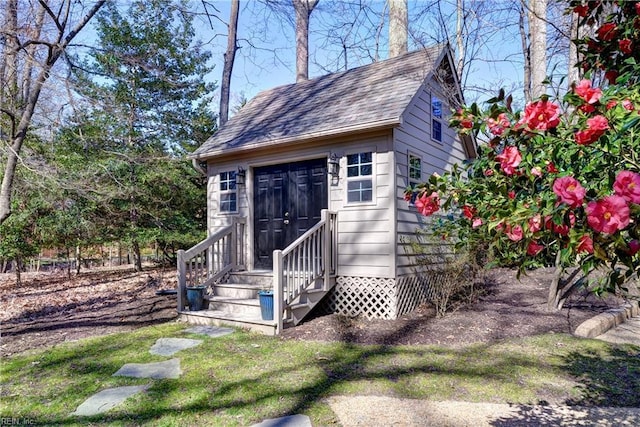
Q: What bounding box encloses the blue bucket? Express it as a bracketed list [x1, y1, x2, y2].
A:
[186, 287, 205, 311]
[258, 290, 274, 320]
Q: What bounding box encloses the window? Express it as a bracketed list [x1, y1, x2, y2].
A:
[408, 154, 422, 205]
[347, 152, 373, 203]
[432, 95, 443, 142]
[432, 119, 442, 142]
[219, 171, 237, 212]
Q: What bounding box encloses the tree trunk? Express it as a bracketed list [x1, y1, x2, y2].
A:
[388, 0, 408, 58]
[519, 2, 531, 103]
[132, 240, 143, 272]
[76, 246, 81, 275]
[293, 0, 319, 82]
[548, 253, 563, 311]
[527, 0, 547, 99]
[455, 0, 465, 77]
[65, 248, 72, 279]
[219, 0, 240, 127]
[14, 257, 22, 287]
[567, 9, 580, 85]
[0, 0, 106, 226]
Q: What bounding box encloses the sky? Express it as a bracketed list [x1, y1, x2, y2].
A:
[193, 0, 530, 110]
[70, 0, 553, 119]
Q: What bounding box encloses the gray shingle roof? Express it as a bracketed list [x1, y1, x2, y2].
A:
[192, 45, 446, 159]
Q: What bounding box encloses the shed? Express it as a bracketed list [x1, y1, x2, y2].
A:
[178, 44, 476, 334]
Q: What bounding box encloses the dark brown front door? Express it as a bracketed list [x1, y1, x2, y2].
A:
[254, 158, 328, 269]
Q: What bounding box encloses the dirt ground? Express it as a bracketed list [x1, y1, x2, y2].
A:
[0, 266, 626, 357]
[281, 267, 625, 346]
[0, 266, 179, 357]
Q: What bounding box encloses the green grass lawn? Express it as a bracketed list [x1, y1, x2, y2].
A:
[1, 322, 639, 426]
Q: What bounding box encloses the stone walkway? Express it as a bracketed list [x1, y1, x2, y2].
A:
[71, 325, 311, 425]
[71, 312, 640, 426]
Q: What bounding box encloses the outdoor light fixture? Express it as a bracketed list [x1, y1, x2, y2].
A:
[328, 154, 340, 177]
[236, 167, 246, 185]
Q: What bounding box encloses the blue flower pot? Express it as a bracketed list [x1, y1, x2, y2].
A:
[258, 290, 274, 320]
[186, 286, 206, 311]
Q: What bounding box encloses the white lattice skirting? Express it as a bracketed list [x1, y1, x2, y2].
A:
[323, 275, 432, 320]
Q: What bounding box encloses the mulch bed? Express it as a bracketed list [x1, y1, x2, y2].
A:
[279, 267, 626, 347]
[0, 266, 626, 357]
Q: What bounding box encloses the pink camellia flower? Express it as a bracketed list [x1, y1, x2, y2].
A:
[484, 169, 494, 177]
[454, 108, 474, 129]
[505, 224, 523, 242]
[622, 99, 634, 111]
[575, 79, 603, 105]
[518, 100, 561, 131]
[587, 115, 610, 132]
[528, 214, 542, 233]
[577, 234, 594, 254]
[527, 241, 544, 256]
[573, 4, 589, 17]
[605, 70, 619, 84]
[495, 146, 521, 175]
[553, 176, 586, 208]
[619, 39, 633, 55]
[531, 166, 542, 177]
[487, 113, 510, 136]
[472, 217, 483, 228]
[628, 240, 640, 256]
[614, 171, 640, 204]
[597, 22, 618, 41]
[508, 191, 516, 200]
[586, 196, 630, 234]
[462, 205, 476, 219]
[606, 100, 618, 110]
[579, 104, 596, 114]
[415, 192, 440, 216]
[544, 213, 575, 236]
[575, 115, 609, 145]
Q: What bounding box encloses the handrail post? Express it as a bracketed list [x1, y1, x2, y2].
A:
[322, 210, 331, 291]
[230, 217, 238, 270]
[273, 249, 284, 333]
[177, 249, 186, 311]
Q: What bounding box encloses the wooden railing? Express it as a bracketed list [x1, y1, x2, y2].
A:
[177, 217, 246, 311]
[273, 210, 337, 332]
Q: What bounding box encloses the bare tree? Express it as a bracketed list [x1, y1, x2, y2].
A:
[0, 0, 106, 225]
[388, 0, 408, 57]
[293, 0, 319, 82]
[219, 0, 240, 126]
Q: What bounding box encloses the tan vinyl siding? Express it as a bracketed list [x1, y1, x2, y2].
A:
[205, 131, 396, 275]
[394, 83, 468, 276]
[331, 135, 396, 278]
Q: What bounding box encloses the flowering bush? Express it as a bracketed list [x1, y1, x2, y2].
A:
[408, 1, 640, 309]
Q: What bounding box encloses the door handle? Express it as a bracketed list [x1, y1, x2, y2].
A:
[283, 211, 290, 224]
[284, 219, 290, 224]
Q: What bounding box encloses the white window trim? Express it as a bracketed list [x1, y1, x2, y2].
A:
[219, 170, 238, 214]
[345, 151, 376, 206]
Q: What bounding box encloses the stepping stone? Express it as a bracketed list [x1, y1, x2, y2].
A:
[184, 325, 234, 338]
[149, 338, 202, 356]
[71, 384, 149, 416]
[251, 414, 312, 427]
[113, 358, 181, 379]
